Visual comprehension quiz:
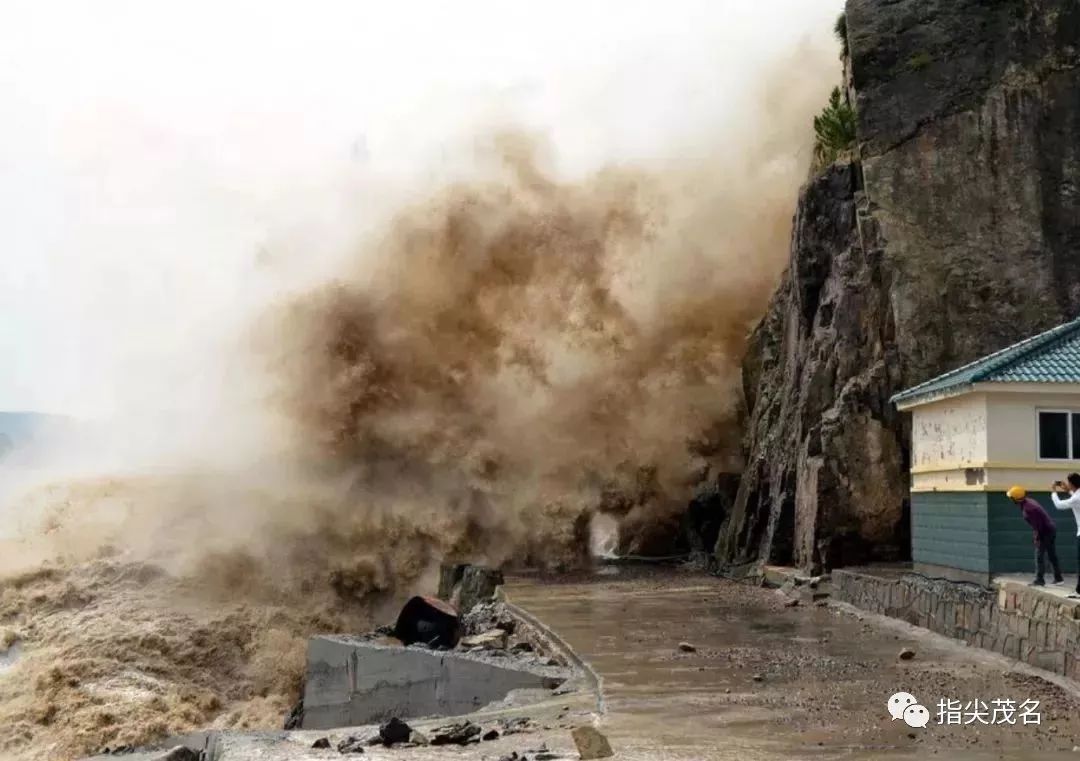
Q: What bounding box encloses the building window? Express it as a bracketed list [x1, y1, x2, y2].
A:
[1038, 410, 1080, 459]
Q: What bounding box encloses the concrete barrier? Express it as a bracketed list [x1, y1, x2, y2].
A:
[301, 636, 564, 730]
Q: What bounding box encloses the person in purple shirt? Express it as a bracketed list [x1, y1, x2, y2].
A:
[1007, 486, 1064, 587]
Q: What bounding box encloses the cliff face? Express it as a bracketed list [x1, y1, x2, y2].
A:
[717, 0, 1080, 572]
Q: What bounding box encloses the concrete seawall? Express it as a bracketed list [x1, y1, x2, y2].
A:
[302, 636, 565, 730]
[834, 569, 1080, 680]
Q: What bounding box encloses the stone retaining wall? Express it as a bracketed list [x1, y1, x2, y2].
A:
[833, 570, 1080, 680]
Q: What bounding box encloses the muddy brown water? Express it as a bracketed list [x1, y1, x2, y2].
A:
[506, 568, 1080, 760]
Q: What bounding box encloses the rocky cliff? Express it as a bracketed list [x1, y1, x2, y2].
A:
[717, 0, 1080, 572]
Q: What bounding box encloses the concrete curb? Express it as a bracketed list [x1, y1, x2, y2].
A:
[497, 588, 607, 716]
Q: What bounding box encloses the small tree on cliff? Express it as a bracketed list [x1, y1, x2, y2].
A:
[813, 86, 857, 169]
[834, 13, 848, 58]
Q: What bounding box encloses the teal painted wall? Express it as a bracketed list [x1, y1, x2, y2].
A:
[988, 492, 1079, 574]
[911, 492, 990, 573]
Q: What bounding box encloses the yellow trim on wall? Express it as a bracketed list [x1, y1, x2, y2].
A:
[910, 461, 1080, 474]
[911, 484, 1059, 493]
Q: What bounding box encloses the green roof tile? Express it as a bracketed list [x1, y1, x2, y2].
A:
[892, 316, 1080, 406]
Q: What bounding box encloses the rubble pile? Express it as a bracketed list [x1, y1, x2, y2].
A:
[316, 716, 548, 754]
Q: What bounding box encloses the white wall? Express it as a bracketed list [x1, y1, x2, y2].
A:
[911, 393, 988, 470]
[985, 389, 1080, 465]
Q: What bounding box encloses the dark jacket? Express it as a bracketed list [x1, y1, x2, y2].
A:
[1020, 497, 1056, 537]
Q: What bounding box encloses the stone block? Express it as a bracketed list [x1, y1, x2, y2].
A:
[1002, 635, 1020, 660]
[1032, 597, 1047, 620]
[1032, 650, 1065, 674]
[1068, 655, 1080, 682]
[1018, 638, 1032, 660]
[1054, 624, 1070, 650]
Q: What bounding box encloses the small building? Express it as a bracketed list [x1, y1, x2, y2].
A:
[892, 318, 1080, 584]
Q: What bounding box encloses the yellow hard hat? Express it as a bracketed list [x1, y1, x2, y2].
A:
[1007, 485, 1026, 501]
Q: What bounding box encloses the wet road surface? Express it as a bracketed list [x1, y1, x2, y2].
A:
[507, 568, 1080, 760]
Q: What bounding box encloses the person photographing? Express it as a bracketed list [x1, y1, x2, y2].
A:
[1051, 474, 1080, 594]
[1007, 486, 1064, 587]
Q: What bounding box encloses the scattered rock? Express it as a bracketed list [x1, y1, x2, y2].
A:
[482, 729, 500, 741]
[678, 642, 697, 653]
[499, 717, 532, 735]
[337, 735, 367, 754]
[311, 737, 330, 749]
[409, 730, 429, 746]
[430, 720, 483, 745]
[784, 598, 800, 608]
[751, 674, 764, 682]
[571, 726, 614, 759]
[898, 648, 916, 661]
[461, 629, 510, 650]
[283, 697, 303, 730]
[379, 717, 413, 746]
[154, 749, 200, 761]
[461, 601, 518, 637]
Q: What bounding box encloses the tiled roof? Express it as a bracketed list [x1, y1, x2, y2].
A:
[891, 317, 1080, 407]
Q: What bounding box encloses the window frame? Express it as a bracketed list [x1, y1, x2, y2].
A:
[1036, 408, 1080, 461]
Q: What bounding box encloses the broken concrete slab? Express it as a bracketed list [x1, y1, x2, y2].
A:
[301, 635, 567, 730]
[429, 720, 482, 745]
[461, 629, 509, 650]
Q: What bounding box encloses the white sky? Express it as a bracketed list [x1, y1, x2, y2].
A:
[0, 0, 842, 418]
